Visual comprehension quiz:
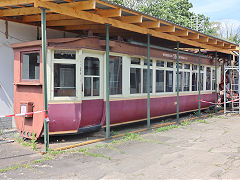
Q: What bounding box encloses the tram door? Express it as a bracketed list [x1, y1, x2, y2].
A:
[80, 52, 104, 127]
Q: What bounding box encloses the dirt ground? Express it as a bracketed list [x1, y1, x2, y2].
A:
[1, 113, 240, 179]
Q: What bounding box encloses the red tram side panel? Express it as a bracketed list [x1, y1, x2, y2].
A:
[12, 37, 219, 138]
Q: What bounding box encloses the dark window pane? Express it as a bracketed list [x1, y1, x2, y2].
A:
[109, 56, 122, 95]
[176, 72, 183, 92]
[184, 64, 190, 69]
[200, 73, 204, 90]
[192, 72, 198, 91]
[22, 52, 40, 80]
[131, 57, 141, 65]
[54, 64, 76, 96]
[206, 67, 211, 90]
[144, 59, 152, 66]
[84, 77, 91, 96]
[130, 68, 141, 94]
[175, 63, 182, 69]
[143, 69, 152, 93]
[212, 69, 216, 90]
[192, 65, 198, 70]
[93, 77, 100, 96]
[167, 62, 173, 68]
[156, 70, 164, 92]
[84, 57, 99, 76]
[166, 71, 173, 92]
[156, 60, 164, 67]
[54, 50, 76, 59]
[184, 72, 190, 91]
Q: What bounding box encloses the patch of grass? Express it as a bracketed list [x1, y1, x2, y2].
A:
[110, 130, 119, 136]
[207, 114, 216, 118]
[195, 119, 209, 124]
[154, 125, 178, 133]
[31, 132, 37, 151]
[14, 133, 37, 151]
[111, 133, 143, 144]
[0, 130, 3, 136]
[74, 147, 111, 160]
[180, 120, 192, 126]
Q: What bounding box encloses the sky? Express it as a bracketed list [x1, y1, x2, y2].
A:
[189, 0, 240, 26]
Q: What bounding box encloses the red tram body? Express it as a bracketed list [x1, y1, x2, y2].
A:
[12, 37, 219, 138]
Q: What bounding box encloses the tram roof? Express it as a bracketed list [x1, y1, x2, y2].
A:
[0, 0, 238, 54]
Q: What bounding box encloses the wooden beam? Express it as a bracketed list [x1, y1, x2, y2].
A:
[223, 44, 231, 49]
[64, 24, 105, 30]
[47, 19, 95, 26]
[170, 30, 188, 37]
[121, 15, 142, 23]
[156, 25, 175, 32]
[216, 41, 224, 47]
[34, 0, 232, 54]
[207, 39, 217, 45]
[22, 14, 76, 22]
[65, 0, 96, 11]
[96, 8, 121, 18]
[0, 7, 42, 16]
[196, 36, 209, 43]
[140, 21, 160, 28]
[188, 33, 199, 40]
[0, 0, 51, 7]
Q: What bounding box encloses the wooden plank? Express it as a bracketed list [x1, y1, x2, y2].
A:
[207, 39, 217, 45]
[216, 41, 224, 47]
[22, 14, 76, 22]
[64, 24, 104, 30]
[170, 30, 188, 36]
[140, 21, 160, 28]
[196, 36, 209, 43]
[121, 15, 143, 23]
[223, 44, 231, 49]
[188, 33, 199, 40]
[156, 25, 175, 32]
[96, 8, 121, 18]
[0, 7, 43, 16]
[0, 0, 51, 7]
[47, 19, 95, 26]
[34, 0, 231, 54]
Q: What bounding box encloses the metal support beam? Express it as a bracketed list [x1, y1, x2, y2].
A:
[41, 8, 49, 152]
[215, 52, 218, 113]
[198, 48, 201, 117]
[147, 34, 151, 129]
[176, 41, 180, 123]
[105, 24, 110, 138]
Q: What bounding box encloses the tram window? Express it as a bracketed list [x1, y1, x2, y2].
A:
[156, 70, 164, 92]
[175, 63, 182, 69]
[167, 62, 173, 68]
[131, 57, 141, 65]
[200, 66, 204, 71]
[200, 73, 204, 90]
[206, 67, 211, 90]
[143, 69, 152, 93]
[183, 72, 190, 91]
[156, 60, 164, 67]
[192, 72, 198, 91]
[144, 59, 152, 66]
[84, 57, 100, 97]
[109, 56, 122, 95]
[22, 52, 40, 80]
[166, 71, 173, 92]
[184, 64, 190, 69]
[54, 50, 76, 60]
[130, 68, 141, 94]
[192, 65, 198, 70]
[54, 64, 76, 97]
[212, 69, 216, 90]
[176, 72, 183, 92]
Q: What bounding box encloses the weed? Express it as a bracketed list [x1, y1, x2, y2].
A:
[0, 130, 3, 136]
[180, 120, 191, 126]
[154, 125, 178, 132]
[31, 132, 37, 151]
[110, 131, 119, 136]
[207, 114, 216, 118]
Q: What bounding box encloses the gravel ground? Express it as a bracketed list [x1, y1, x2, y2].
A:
[1, 113, 240, 179]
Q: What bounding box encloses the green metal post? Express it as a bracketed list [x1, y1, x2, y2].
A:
[198, 48, 201, 117]
[215, 52, 218, 113]
[176, 41, 180, 123]
[147, 34, 151, 129]
[41, 8, 49, 152]
[105, 24, 110, 138]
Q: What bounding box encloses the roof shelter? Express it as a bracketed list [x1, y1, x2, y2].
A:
[1, 0, 239, 152]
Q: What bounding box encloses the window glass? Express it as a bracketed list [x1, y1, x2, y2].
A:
[212, 69, 216, 90]
[130, 68, 141, 94]
[84, 57, 99, 76]
[22, 52, 40, 80]
[156, 70, 164, 92]
[183, 72, 190, 91]
[144, 59, 152, 66]
[109, 56, 122, 95]
[143, 69, 153, 93]
[84, 57, 100, 97]
[156, 60, 164, 67]
[192, 72, 198, 91]
[54, 50, 76, 60]
[184, 64, 190, 69]
[131, 57, 141, 65]
[167, 62, 173, 68]
[166, 71, 173, 92]
[200, 73, 204, 90]
[206, 67, 211, 90]
[54, 64, 76, 96]
[200, 66, 204, 71]
[175, 63, 182, 69]
[192, 65, 198, 70]
[176, 72, 183, 92]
